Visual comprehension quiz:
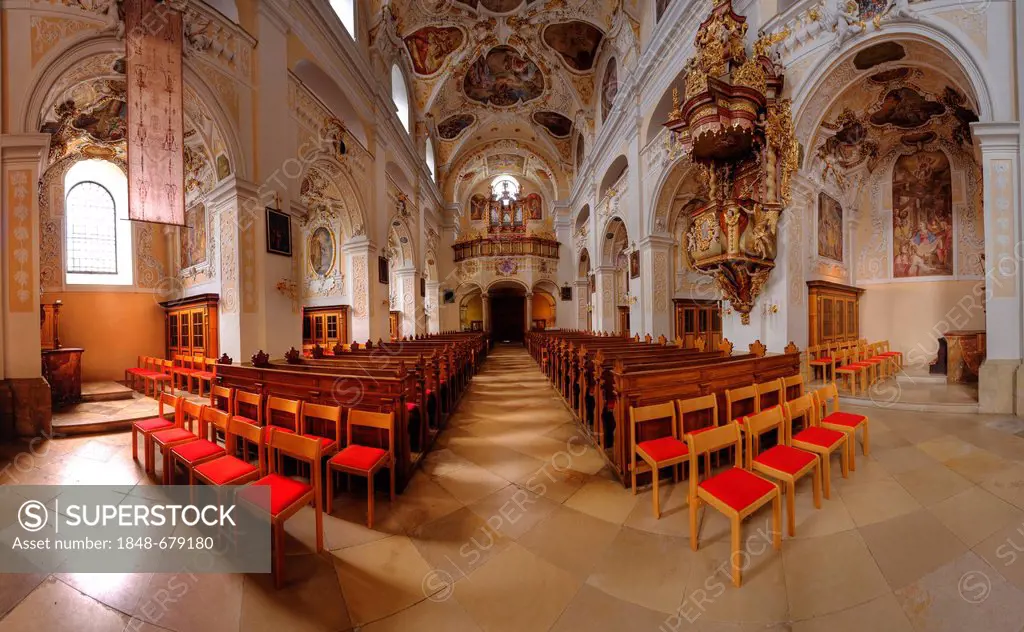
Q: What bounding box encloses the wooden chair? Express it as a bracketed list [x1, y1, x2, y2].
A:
[877, 340, 903, 373]
[265, 396, 302, 469]
[676, 394, 719, 477]
[326, 410, 396, 527]
[168, 406, 229, 485]
[150, 399, 203, 479]
[629, 402, 689, 518]
[755, 378, 784, 412]
[686, 423, 781, 587]
[143, 359, 175, 397]
[233, 389, 263, 460]
[191, 356, 215, 397]
[208, 385, 234, 442]
[300, 402, 344, 457]
[807, 345, 835, 383]
[246, 430, 323, 589]
[131, 392, 180, 466]
[783, 374, 804, 401]
[725, 383, 759, 427]
[193, 418, 265, 487]
[785, 394, 848, 499]
[744, 407, 821, 537]
[833, 349, 867, 396]
[171, 354, 197, 392]
[815, 382, 870, 471]
[125, 356, 157, 393]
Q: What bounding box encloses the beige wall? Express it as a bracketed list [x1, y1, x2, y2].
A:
[860, 280, 986, 371]
[43, 292, 166, 382]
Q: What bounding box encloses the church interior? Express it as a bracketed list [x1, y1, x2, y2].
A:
[0, 0, 1023, 629]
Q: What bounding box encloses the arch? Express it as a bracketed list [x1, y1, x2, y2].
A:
[599, 155, 629, 201]
[485, 278, 530, 294]
[293, 59, 369, 147]
[575, 204, 591, 234]
[64, 159, 133, 286]
[648, 157, 700, 233]
[387, 216, 416, 267]
[601, 216, 629, 267]
[300, 158, 368, 238]
[643, 65, 687, 145]
[578, 248, 592, 278]
[391, 64, 411, 133]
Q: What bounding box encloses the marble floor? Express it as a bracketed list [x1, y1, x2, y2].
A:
[5, 345, 1024, 631]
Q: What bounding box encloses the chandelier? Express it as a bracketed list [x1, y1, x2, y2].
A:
[665, 0, 796, 325]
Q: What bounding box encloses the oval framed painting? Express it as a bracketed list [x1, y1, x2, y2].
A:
[308, 226, 336, 277]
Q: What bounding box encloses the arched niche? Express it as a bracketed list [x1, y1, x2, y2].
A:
[599, 155, 628, 201]
[293, 59, 369, 147]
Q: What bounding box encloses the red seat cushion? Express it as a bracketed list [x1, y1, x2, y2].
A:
[835, 364, 866, 371]
[699, 467, 776, 512]
[248, 473, 313, 516]
[127, 368, 157, 376]
[262, 425, 295, 444]
[133, 418, 174, 432]
[809, 357, 832, 364]
[793, 427, 845, 449]
[301, 434, 337, 451]
[406, 402, 419, 411]
[330, 444, 387, 471]
[879, 351, 900, 357]
[192, 371, 214, 379]
[637, 436, 689, 463]
[147, 373, 172, 380]
[152, 428, 197, 446]
[822, 411, 867, 428]
[171, 439, 225, 464]
[754, 445, 816, 475]
[425, 389, 434, 397]
[686, 425, 716, 436]
[234, 415, 260, 427]
[194, 455, 257, 484]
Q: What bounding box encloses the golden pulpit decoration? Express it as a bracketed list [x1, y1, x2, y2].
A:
[665, 0, 796, 324]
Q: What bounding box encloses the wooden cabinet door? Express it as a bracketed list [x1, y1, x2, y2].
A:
[325, 314, 339, 345]
[179, 311, 191, 356]
[191, 309, 205, 357]
[168, 312, 180, 355]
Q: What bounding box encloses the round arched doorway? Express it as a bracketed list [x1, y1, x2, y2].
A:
[487, 281, 527, 343]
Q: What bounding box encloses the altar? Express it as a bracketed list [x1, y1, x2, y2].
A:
[943, 330, 986, 384]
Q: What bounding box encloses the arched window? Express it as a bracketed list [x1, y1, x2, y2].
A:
[490, 175, 520, 203]
[65, 159, 133, 285]
[330, 0, 356, 39]
[425, 137, 436, 181]
[391, 64, 410, 133]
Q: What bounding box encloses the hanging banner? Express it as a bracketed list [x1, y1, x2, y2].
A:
[125, 0, 185, 226]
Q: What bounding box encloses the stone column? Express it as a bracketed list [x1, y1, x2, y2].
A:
[594, 266, 617, 333]
[639, 234, 674, 339]
[525, 292, 533, 333]
[481, 292, 490, 332]
[425, 280, 440, 333]
[393, 265, 420, 338]
[0, 133, 52, 437]
[972, 123, 1022, 414]
[343, 236, 387, 343]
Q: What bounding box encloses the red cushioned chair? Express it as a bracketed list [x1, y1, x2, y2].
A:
[745, 407, 821, 537]
[834, 349, 869, 397]
[125, 356, 158, 394]
[326, 409, 395, 528]
[143, 359, 175, 397]
[686, 422, 782, 588]
[815, 382, 869, 471]
[232, 389, 263, 461]
[725, 383, 758, 430]
[131, 392, 180, 466]
[676, 394, 720, 478]
[785, 393, 848, 499]
[299, 402, 343, 457]
[150, 399, 204, 480]
[246, 430, 322, 589]
[265, 396, 301, 470]
[193, 417, 265, 487]
[190, 356, 215, 398]
[169, 406, 230, 485]
[783, 374, 805, 402]
[207, 385, 234, 442]
[629, 401, 689, 519]
[807, 345, 836, 384]
[755, 378, 784, 413]
[170, 354, 197, 393]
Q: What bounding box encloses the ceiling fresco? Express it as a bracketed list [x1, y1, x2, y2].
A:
[384, 0, 640, 200]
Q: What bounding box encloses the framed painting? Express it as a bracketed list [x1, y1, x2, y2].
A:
[629, 251, 640, 279]
[443, 289, 456, 304]
[817, 192, 843, 262]
[266, 208, 292, 256]
[308, 226, 335, 276]
[420, 276, 426, 298]
[560, 286, 572, 301]
[892, 150, 953, 278]
[378, 256, 389, 284]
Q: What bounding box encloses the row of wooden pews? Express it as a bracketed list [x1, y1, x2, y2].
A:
[214, 332, 488, 491]
[527, 330, 801, 487]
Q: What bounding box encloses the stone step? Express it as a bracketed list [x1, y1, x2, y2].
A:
[80, 381, 136, 403]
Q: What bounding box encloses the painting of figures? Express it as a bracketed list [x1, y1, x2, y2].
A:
[180, 204, 207, 269]
[404, 27, 464, 76]
[308, 226, 335, 277]
[438, 114, 475, 140]
[817, 193, 843, 262]
[525, 193, 543, 220]
[542, 21, 603, 72]
[892, 150, 953, 278]
[463, 46, 545, 107]
[602, 58, 618, 119]
[470, 194, 488, 221]
[533, 111, 573, 138]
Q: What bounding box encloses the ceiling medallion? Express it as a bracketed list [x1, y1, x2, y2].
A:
[665, 0, 797, 325]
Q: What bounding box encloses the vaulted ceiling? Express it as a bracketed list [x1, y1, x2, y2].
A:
[385, 0, 641, 204]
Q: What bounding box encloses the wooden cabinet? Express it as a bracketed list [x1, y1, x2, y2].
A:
[40, 301, 62, 350]
[389, 311, 401, 342]
[807, 281, 863, 347]
[673, 299, 723, 350]
[302, 305, 349, 352]
[160, 294, 219, 360]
